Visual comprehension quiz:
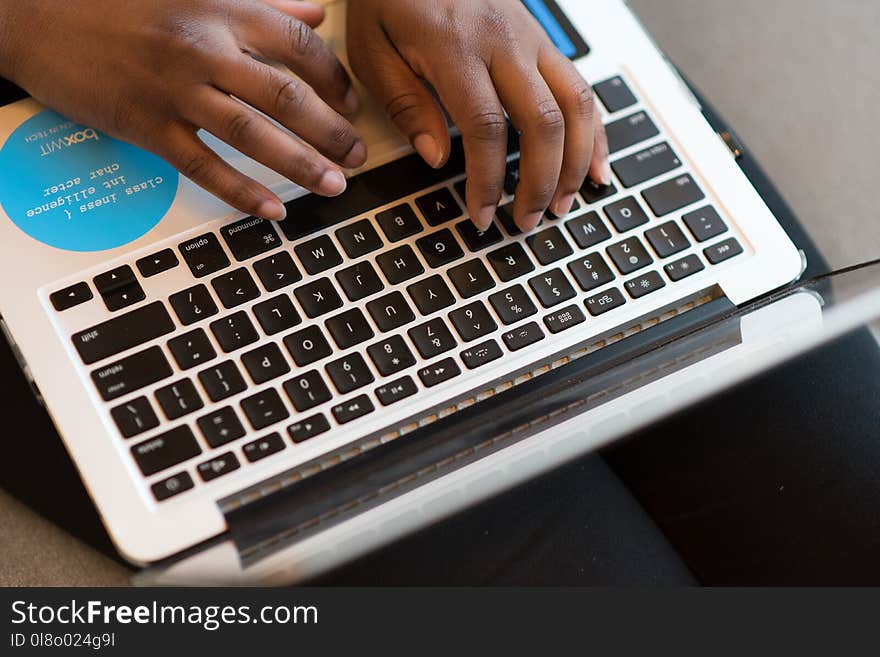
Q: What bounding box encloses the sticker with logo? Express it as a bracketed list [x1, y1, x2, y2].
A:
[0, 109, 178, 251]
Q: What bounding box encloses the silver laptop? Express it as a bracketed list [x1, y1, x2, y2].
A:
[0, 0, 824, 579]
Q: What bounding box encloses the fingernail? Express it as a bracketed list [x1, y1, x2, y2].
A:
[257, 198, 287, 221]
[317, 169, 347, 196]
[599, 159, 613, 186]
[519, 211, 544, 232]
[413, 133, 445, 169]
[344, 140, 368, 169]
[551, 194, 575, 218]
[475, 205, 496, 230]
[342, 87, 360, 115]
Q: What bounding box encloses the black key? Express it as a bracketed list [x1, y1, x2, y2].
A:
[91, 346, 172, 401]
[283, 325, 333, 366]
[288, 413, 331, 443]
[51, 282, 93, 312]
[376, 203, 423, 242]
[155, 379, 204, 420]
[241, 388, 290, 430]
[664, 254, 705, 281]
[252, 295, 302, 335]
[110, 396, 159, 439]
[449, 258, 497, 299]
[460, 339, 503, 369]
[565, 212, 612, 249]
[168, 329, 216, 371]
[198, 452, 240, 482]
[326, 352, 375, 394]
[568, 253, 616, 292]
[418, 358, 461, 388]
[645, 221, 690, 258]
[594, 76, 637, 113]
[603, 197, 649, 233]
[210, 311, 259, 353]
[325, 307, 374, 349]
[416, 228, 464, 267]
[243, 433, 286, 463]
[495, 202, 524, 236]
[528, 268, 576, 308]
[489, 285, 538, 325]
[416, 188, 462, 226]
[456, 219, 503, 252]
[580, 179, 617, 205]
[197, 406, 246, 448]
[241, 342, 290, 384]
[169, 285, 219, 326]
[211, 267, 260, 309]
[375, 376, 418, 407]
[585, 287, 627, 316]
[332, 394, 375, 424]
[704, 238, 744, 265]
[624, 271, 667, 299]
[335, 261, 384, 302]
[543, 305, 586, 334]
[607, 237, 653, 275]
[198, 360, 247, 402]
[366, 292, 416, 332]
[220, 216, 281, 261]
[72, 301, 174, 365]
[504, 158, 521, 196]
[449, 301, 497, 342]
[409, 318, 457, 358]
[295, 235, 343, 275]
[526, 226, 574, 265]
[253, 251, 302, 292]
[454, 179, 468, 204]
[94, 265, 145, 312]
[612, 142, 681, 188]
[605, 111, 660, 154]
[367, 335, 416, 376]
[132, 426, 201, 477]
[502, 321, 545, 351]
[682, 205, 728, 242]
[335, 218, 383, 258]
[642, 174, 705, 216]
[151, 471, 194, 502]
[294, 278, 343, 318]
[283, 370, 333, 412]
[136, 249, 179, 278]
[179, 233, 230, 278]
[376, 245, 425, 284]
[487, 243, 535, 282]
[408, 275, 456, 316]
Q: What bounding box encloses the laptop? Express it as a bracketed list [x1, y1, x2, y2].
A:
[0, 0, 831, 579]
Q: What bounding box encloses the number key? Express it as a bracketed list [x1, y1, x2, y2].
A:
[283, 370, 332, 412]
[367, 335, 416, 376]
[489, 285, 538, 325]
[607, 237, 653, 275]
[449, 301, 497, 342]
[326, 353, 375, 394]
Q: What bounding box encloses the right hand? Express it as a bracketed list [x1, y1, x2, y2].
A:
[0, 0, 367, 221]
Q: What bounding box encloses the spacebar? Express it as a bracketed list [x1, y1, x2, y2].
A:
[72, 301, 175, 365]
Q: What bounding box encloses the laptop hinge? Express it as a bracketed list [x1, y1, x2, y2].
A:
[718, 129, 746, 160]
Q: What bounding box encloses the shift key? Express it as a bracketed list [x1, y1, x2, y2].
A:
[91, 346, 172, 401]
[72, 301, 175, 365]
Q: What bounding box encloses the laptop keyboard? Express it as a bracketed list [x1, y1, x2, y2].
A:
[48, 74, 745, 503]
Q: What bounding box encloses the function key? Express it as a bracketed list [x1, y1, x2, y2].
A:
[543, 305, 586, 334]
[211, 267, 260, 309]
[568, 252, 616, 292]
[449, 301, 497, 342]
[210, 311, 259, 353]
[526, 226, 574, 265]
[335, 261, 384, 302]
[375, 376, 418, 407]
[240, 388, 290, 431]
[607, 237, 653, 275]
[132, 425, 201, 477]
[137, 249, 179, 278]
[335, 218, 383, 258]
[220, 216, 281, 262]
[448, 259, 496, 298]
[456, 219, 503, 252]
[487, 243, 535, 282]
[407, 275, 455, 316]
[416, 228, 465, 268]
[664, 254, 705, 281]
[198, 360, 247, 402]
[110, 396, 159, 439]
[287, 413, 331, 443]
[72, 301, 175, 365]
[179, 233, 230, 278]
[169, 284, 219, 326]
[605, 111, 660, 154]
[642, 174, 705, 217]
[332, 394, 375, 424]
[198, 451, 240, 482]
[528, 268, 576, 308]
[197, 406, 246, 448]
[416, 188, 463, 226]
[565, 212, 611, 250]
[283, 325, 333, 366]
[418, 357, 461, 388]
[611, 142, 682, 188]
[682, 205, 728, 242]
[489, 284, 538, 325]
[241, 342, 291, 384]
[366, 291, 416, 332]
[624, 271, 667, 299]
[151, 471, 194, 502]
[325, 307, 375, 350]
[367, 335, 416, 376]
[253, 251, 302, 292]
[50, 281, 93, 312]
[460, 339, 503, 369]
[283, 370, 332, 412]
[585, 287, 627, 317]
[580, 179, 617, 205]
[645, 221, 690, 258]
[502, 321, 545, 351]
[326, 353, 375, 394]
[252, 295, 302, 335]
[704, 238, 744, 265]
[294, 235, 343, 275]
[409, 318, 457, 359]
[155, 378, 204, 420]
[90, 346, 172, 402]
[168, 328, 217, 371]
[594, 76, 638, 113]
[377, 245, 425, 285]
[603, 197, 649, 233]
[376, 203, 423, 242]
[294, 277, 343, 318]
[94, 265, 145, 312]
[243, 432, 286, 463]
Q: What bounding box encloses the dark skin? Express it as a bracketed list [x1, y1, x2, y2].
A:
[0, 0, 608, 232]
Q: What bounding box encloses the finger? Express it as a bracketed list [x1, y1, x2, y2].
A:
[491, 56, 565, 232]
[262, 0, 325, 28]
[158, 123, 287, 220]
[180, 86, 347, 199]
[539, 50, 596, 218]
[211, 55, 366, 169]
[347, 26, 449, 169]
[234, 5, 357, 116]
[588, 107, 612, 187]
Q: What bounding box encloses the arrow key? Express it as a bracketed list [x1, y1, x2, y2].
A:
[94, 265, 145, 312]
[136, 248, 179, 277]
[50, 281, 93, 312]
[197, 451, 240, 482]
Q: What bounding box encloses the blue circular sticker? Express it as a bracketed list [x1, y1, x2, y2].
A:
[0, 110, 178, 251]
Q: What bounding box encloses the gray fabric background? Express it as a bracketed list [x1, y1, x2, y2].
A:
[2, 0, 877, 586]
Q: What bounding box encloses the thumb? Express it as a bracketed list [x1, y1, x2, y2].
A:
[262, 0, 325, 28]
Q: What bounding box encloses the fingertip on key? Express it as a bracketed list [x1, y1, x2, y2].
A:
[518, 211, 544, 232]
[258, 198, 287, 222]
[318, 169, 347, 197]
